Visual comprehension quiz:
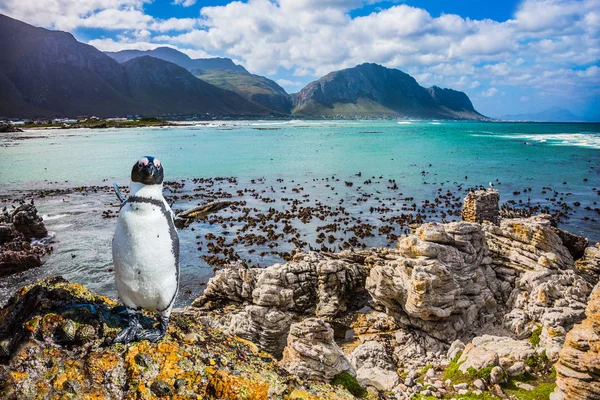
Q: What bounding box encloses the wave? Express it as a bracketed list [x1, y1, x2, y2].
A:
[397, 121, 413, 125]
[473, 132, 600, 149]
[42, 213, 71, 221]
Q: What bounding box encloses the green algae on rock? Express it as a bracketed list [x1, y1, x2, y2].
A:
[0, 277, 355, 399]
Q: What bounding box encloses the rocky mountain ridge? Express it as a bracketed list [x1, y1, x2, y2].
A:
[293, 63, 484, 119]
[0, 14, 269, 118]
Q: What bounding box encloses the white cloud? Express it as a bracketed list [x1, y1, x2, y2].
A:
[173, 0, 196, 7]
[481, 87, 498, 97]
[276, 79, 303, 86]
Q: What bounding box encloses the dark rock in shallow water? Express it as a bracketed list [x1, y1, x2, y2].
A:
[0, 201, 51, 277]
[0, 278, 354, 399]
[8, 202, 48, 239]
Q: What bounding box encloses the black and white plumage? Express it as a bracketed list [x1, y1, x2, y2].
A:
[112, 156, 179, 344]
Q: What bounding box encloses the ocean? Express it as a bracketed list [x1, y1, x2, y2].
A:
[1, 120, 599, 305]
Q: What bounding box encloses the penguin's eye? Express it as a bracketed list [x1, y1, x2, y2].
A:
[138, 157, 149, 167]
[153, 159, 161, 169]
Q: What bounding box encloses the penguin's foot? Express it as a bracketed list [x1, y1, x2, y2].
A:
[112, 313, 142, 344]
[136, 316, 168, 343]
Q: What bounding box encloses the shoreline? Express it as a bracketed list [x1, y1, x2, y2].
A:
[1, 174, 598, 308]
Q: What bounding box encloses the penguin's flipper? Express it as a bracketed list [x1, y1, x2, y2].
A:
[136, 315, 168, 343]
[112, 312, 142, 344]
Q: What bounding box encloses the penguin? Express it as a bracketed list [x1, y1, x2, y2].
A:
[112, 156, 179, 344]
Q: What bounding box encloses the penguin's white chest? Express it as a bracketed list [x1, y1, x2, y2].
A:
[112, 200, 178, 312]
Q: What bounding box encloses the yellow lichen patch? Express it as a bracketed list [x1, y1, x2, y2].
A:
[155, 342, 187, 383]
[9, 370, 28, 383]
[86, 349, 122, 384]
[234, 337, 260, 354]
[52, 359, 84, 391]
[205, 367, 269, 400]
[287, 389, 322, 399]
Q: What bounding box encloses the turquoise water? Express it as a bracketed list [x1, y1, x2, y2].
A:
[1, 120, 599, 305]
[2, 120, 599, 188]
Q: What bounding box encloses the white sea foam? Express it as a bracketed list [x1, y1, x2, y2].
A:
[474, 132, 600, 149]
[42, 213, 71, 221]
[397, 121, 413, 125]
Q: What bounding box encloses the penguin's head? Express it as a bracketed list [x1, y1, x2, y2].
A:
[131, 156, 164, 185]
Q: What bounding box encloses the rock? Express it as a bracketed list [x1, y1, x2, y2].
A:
[507, 361, 526, 377]
[516, 382, 535, 391]
[457, 342, 499, 373]
[366, 222, 499, 341]
[8, 202, 48, 239]
[194, 252, 367, 355]
[552, 227, 589, 261]
[447, 340, 465, 360]
[502, 269, 591, 357]
[229, 305, 294, 357]
[459, 335, 536, 373]
[192, 261, 257, 307]
[574, 243, 600, 285]
[351, 310, 398, 334]
[484, 215, 574, 273]
[0, 202, 51, 277]
[552, 282, 600, 400]
[280, 318, 354, 382]
[489, 366, 505, 384]
[0, 229, 51, 277]
[0, 278, 355, 399]
[453, 383, 468, 390]
[349, 340, 399, 391]
[473, 378, 486, 390]
[462, 189, 500, 225]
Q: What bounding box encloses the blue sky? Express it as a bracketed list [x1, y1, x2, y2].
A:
[1, 0, 598, 119]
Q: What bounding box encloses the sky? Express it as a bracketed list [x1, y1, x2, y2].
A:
[1, 0, 599, 119]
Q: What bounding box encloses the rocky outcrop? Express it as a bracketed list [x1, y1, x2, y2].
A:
[0, 202, 51, 277]
[552, 282, 600, 400]
[194, 252, 367, 356]
[462, 188, 500, 224]
[366, 221, 500, 341]
[503, 269, 591, 358]
[280, 318, 354, 382]
[0, 278, 354, 399]
[484, 215, 574, 273]
[484, 215, 592, 357]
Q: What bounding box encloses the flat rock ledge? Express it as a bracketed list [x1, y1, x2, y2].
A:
[0, 277, 354, 400]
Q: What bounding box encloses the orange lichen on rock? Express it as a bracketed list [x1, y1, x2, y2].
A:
[0, 278, 355, 400]
[205, 367, 270, 400]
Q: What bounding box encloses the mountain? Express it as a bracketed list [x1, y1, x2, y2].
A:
[0, 14, 267, 118]
[106, 47, 248, 73]
[191, 69, 292, 114]
[122, 56, 268, 115]
[106, 47, 292, 114]
[292, 63, 483, 119]
[499, 107, 587, 122]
